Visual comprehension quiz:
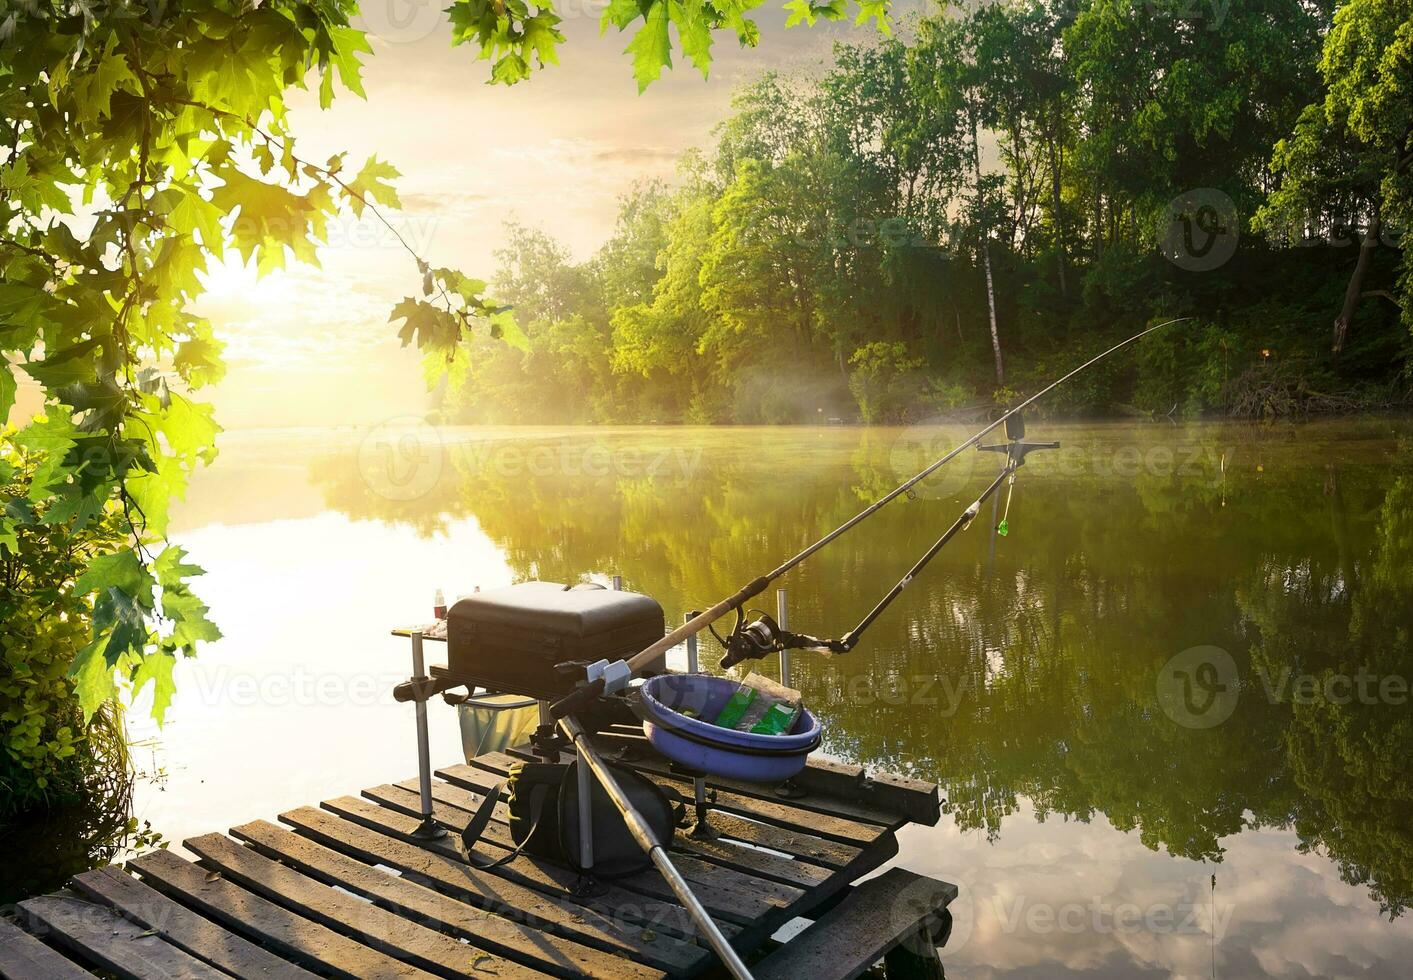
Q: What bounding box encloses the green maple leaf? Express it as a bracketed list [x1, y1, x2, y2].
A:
[601, 0, 642, 31]
[491, 53, 531, 85]
[125, 453, 183, 539]
[783, 0, 814, 27]
[75, 549, 150, 604]
[855, 0, 889, 32]
[131, 653, 178, 724]
[163, 588, 222, 651]
[783, 0, 846, 27]
[347, 155, 401, 215]
[0, 368, 15, 421]
[390, 297, 459, 350]
[21, 336, 101, 387]
[154, 394, 220, 464]
[92, 584, 152, 663]
[669, 0, 713, 76]
[56, 378, 127, 432]
[491, 310, 531, 352]
[70, 636, 120, 722]
[210, 170, 315, 271]
[522, 13, 565, 68]
[447, 0, 495, 45]
[72, 43, 140, 123]
[0, 154, 30, 191]
[438, 269, 489, 304]
[328, 25, 372, 99]
[173, 333, 227, 387]
[627, 1, 672, 92]
[13, 413, 77, 455]
[154, 544, 207, 588]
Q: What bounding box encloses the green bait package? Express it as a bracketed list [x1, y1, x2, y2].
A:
[712, 672, 804, 735]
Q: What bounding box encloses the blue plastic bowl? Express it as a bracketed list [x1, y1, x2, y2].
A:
[638, 674, 820, 782]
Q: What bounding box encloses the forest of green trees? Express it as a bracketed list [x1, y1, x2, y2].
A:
[439, 0, 1412, 425]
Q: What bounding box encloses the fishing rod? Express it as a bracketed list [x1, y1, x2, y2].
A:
[714, 412, 1060, 665]
[551, 317, 1188, 717]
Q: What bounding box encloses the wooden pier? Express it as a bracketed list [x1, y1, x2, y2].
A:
[3, 730, 956, 979]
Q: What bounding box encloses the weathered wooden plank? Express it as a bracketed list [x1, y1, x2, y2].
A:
[750, 868, 956, 980]
[129, 848, 437, 979]
[18, 893, 228, 980]
[0, 916, 92, 980]
[229, 818, 665, 980]
[692, 810, 862, 868]
[440, 764, 862, 868]
[360, 784, 520, 852]
[386, 775, 829, 890]
[474, 750, 885, 846]
[682, 779, 885, 847]
[183, 832, 547, 980]
[70, 866, 317, 980]
[275, 805, 708, 974]
[401, 763, 806, 917]
[314, 794, 716, 941]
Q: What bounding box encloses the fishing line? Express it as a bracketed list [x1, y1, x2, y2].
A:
[998, 472, 1016, 537]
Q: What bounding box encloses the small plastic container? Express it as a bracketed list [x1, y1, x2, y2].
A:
[638, 674, 820, 782]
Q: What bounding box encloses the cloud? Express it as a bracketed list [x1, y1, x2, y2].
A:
[894, 799, 1413, 979]
[593, 145, 681, 166]
[399, 190, 492, 214]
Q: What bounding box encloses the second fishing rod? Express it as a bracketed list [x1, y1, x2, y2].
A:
[551, 317, 1189, 717]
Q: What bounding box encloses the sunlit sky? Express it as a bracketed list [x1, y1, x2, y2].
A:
[194, 7, 874, 427]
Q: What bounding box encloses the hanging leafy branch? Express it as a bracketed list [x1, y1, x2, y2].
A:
[1, 0, 873, 744]
[446, 0, 893, 91]
[0, 1, 512, 726]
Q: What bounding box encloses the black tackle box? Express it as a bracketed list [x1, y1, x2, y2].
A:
[446, 581, 666, 700]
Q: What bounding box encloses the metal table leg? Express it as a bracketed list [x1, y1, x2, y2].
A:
[408, 630, 446, 840]
[685, 615, 717, 839]
[774, 589, 806, 800]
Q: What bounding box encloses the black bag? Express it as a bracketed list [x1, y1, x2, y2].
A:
[458, 760, 681, 878]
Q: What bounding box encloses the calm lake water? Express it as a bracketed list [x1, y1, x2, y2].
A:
[110, 419, 1413, 977]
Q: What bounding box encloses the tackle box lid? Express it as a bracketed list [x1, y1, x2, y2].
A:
[448, 581, 663, 638]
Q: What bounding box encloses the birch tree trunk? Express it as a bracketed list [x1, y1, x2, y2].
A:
[1332, 214, 1380, 355]
[970, 104, 1005, 386]
[1049, 137, 1068, 298]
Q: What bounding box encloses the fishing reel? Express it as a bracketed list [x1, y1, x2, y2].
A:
[712, 608, 846, 669]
